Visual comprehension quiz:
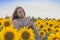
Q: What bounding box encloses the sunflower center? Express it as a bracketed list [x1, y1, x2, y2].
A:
[49, 24, 53, 27]
[57, 20, 60, 22]
[54, 26, 59, 28]
[46, 22, 48, 25]
[4, 21, 10, 26]
[4, 32, 14, 40]
[55, 29, 59, 32]
[38, 22, 40, 24]
[22, 31, 30, 40]
[0, 22, 1, 25]
[40, 25, 44, 29]
[53, 37, 59, 40]
[40, 31, 44, 36]
[47, 28, 51, 31]
[43, 29, 46, 32]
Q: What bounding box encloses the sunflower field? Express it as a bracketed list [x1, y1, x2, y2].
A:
[0, 17, 60, 40]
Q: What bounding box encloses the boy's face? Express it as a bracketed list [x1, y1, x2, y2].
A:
[17, 8, 25, 18]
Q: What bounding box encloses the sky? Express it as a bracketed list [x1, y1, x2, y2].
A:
[0, 0, 60, 19]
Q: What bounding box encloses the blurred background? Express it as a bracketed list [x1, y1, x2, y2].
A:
[0, 0, 60, 19]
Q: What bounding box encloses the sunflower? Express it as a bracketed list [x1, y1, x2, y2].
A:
[41, 27, 47, 32]
[2, 18, 13, 28]
[49, 19, 56, 23]
[35, 20, 41, 26]
[40, 19, 45, 23]
[47, 33, 60, 40]
[56, 19, 60, 23]
[0, 27, 19, 40]
[53, 24, 60, 33]
[35, 20, 41, 30]
[53, 28, 60, 33]
[38, 30, 45, 37]
[35, 19, 45, 24]
[18, 26, 35, 40]
[35, 23, 40, 30]
[47, 20, 55, 28]
[46, 27, 53, 33]
[0, 19, 3, 31]
[44, 20, 49, 25]
[53, 24, 60, 28]
[38, 23, 46, 30]
[56, 19, 60, 25]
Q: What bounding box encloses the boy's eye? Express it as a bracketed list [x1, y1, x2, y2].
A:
[18, 11, 23, 13]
